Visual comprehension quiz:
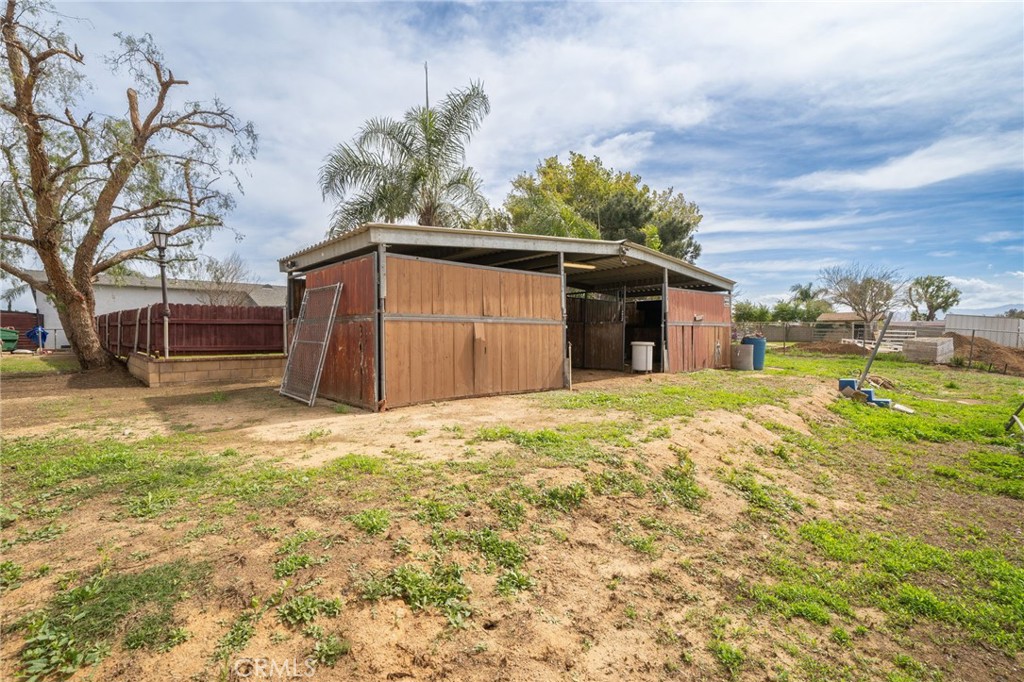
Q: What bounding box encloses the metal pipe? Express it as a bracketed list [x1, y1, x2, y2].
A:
[857, 312, 894, 390]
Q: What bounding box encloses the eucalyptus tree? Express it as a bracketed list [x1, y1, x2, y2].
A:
[1, 0, 257, 368]
[319, 81, 490, 235]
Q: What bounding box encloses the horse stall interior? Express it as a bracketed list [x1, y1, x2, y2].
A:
[282, 224, 734, 410]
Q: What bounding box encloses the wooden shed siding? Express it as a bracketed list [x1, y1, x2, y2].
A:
[305, 254, 378, 408]
[666, 289, 732, 373]
[383, 255, 563, 408]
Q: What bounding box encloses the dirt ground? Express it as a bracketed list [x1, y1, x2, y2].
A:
[1, 362, 1021, 682]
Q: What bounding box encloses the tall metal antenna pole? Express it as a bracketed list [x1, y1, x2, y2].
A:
[424, 61, 429, 109]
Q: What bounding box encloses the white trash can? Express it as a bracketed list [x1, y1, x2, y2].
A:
[631, 341, 655, 373]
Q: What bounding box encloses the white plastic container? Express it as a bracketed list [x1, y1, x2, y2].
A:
[631, 341, 655, 372]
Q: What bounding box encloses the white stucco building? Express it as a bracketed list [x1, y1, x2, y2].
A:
[25, 270, 285, 349]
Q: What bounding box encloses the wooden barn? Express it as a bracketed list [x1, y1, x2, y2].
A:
[279, 224, 734, 410]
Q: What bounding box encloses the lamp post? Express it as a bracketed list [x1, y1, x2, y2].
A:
[149, 224, 171, 359]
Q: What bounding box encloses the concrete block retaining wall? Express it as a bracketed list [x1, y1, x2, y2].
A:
[127, 353, 286, 387]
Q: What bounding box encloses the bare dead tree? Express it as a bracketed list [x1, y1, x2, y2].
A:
[818, 262, 904, 327]
[190, 252, 258, 306]
[1, 0, 257, 368]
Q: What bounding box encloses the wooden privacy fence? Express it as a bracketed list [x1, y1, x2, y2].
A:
[96, 304, 286, 358]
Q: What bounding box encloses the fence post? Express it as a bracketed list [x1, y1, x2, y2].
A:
[146, 306, 151, 356]
[967, 330, 976, 370]
[282, 306, 288, 355]
[133, 308, 141, 353]
[163, 303, 169, 359]
[116, 310, 122, 357]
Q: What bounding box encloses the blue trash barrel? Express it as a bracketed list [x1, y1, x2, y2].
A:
[741, 337, 767, 370]
[26, 326, 48, 348]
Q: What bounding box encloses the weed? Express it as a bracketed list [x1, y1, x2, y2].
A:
[303, 427, 331, 443]
[277, 595, 343, 626]
[17, 561, 210, 678]
[442, 424, 465, 438]
[496, 568, 534, 596]
[362, 562, 472, 626]
[487, 493, 526, 530]
[651, 446, 706, 510]
[215, 611, 259, 661]
[414, 498, 462, 524]
[709, 640, 745, 677]
[1, 561, 23, 590]
[311, 634, 350, 666]
[406, 428, 428, 438]
[333, 403, 350, 414]
[725, 470, 802, 519]
[349, 509, 391, 536]
[537, 482, 587, 512]
[273, 554, 327, 579]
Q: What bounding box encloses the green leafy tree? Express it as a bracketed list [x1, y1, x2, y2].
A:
[905, 275, 962, 321]
[503, 153, 702, 262]
[319, 82, 490, 235]
[1002, 308, 1024, 320]
[733, 300, 772, 334]
[789, 281, 825, 305]
[771, 300, 802, 323]
[1, 0, 257, 369]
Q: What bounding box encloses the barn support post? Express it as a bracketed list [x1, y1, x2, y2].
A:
[662, 268, 669, 373]
[281, 306, 288, 355]
[559, 252, 568, 387]
[621, 285, 627, 372]
[376, 244, 388, 410]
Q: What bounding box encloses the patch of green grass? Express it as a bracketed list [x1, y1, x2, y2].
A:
[414, 498, 463, 524]
[750, 581, 853, 624]
[487, 492, 526, 530]
[650, 446, 706, 510]
[349, 509, 391, 536]
[796, 519, 1024, 652]
[273, 554, 325, 579]
[0, 354, 81, 375]
[362, 562, 472, 626]
[588, 469, 647, 497]
[708, 640, 745, 678]
[619, 532, 660, 558]
[318, 453, 385, 479]
[536, 482, 587, 512]
[17, 561, 209, 679]
[474, 424, 612, 464]
[725, 470, 802, 519]
[406, 428, 428, 438]
[553, 372, 796, 420]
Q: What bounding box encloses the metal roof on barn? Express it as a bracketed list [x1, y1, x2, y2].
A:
[280, 224, 734, 296]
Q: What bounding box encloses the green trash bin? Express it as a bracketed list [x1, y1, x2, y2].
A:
[1, 328, 18, 352]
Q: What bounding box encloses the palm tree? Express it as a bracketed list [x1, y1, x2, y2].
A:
[319, 82, 491, 236]
[789, 281, 823, 304]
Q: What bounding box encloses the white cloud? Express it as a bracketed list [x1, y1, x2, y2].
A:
[978, 231, 1022, 243]
[576, 132, 656, 171]
[928, 251, 957, 258]
[783, 132, 1023, 192]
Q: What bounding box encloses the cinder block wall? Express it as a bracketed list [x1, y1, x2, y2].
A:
[127, 353, 285, 387]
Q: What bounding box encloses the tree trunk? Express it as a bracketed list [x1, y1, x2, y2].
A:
[51, 287, 113, 370]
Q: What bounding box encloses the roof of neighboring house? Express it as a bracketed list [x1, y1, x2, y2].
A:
[280, 223, 734, 295]
[816, 312, 875, 323]
[24, 270, 286, 307]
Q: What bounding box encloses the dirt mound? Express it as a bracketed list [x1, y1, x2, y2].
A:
[945, 332, 1024, 376]
[780, 341, 870, 356]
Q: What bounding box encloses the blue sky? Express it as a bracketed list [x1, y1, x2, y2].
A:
[21, 2, 1024, 311]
